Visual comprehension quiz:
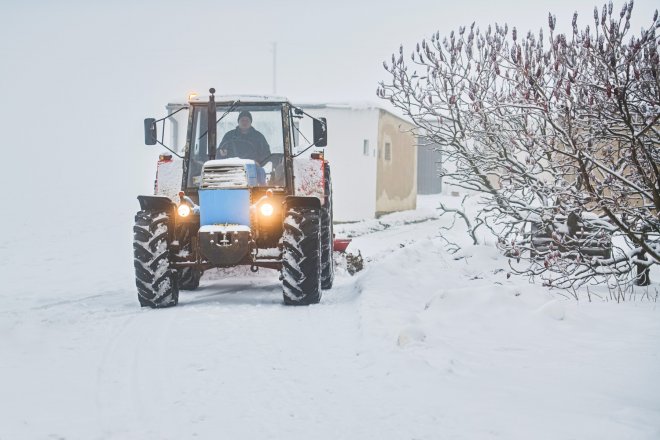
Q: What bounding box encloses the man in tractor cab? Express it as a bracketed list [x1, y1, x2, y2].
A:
[218, 110, 271, 165]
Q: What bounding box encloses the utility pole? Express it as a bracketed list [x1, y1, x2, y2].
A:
[272, 42, 277, 95]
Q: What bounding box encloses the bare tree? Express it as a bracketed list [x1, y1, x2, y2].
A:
[379, 1, 660, 288]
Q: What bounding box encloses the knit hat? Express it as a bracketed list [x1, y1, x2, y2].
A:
[237, 110, 252, 122]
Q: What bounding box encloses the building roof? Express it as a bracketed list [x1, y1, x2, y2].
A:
[298, 101, 381, 111]
[299, 101, 413, 126]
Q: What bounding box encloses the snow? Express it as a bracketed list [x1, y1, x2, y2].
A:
[204, 158, 258, 167]
[2, 0, 660, 436]
[256, 247, 281, 258]
[199, 224, 251, 233]
[172, 95, 289, 105]
[201, 160, 253, 189]
[299, 101, 413, 124]
[1, 194, 659, 439]
[155, 157, 184, 201]
[335, 198, 439, 238]
[293, 155, 324, 201]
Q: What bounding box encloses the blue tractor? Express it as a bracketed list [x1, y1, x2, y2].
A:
[134, 89, 334, 308]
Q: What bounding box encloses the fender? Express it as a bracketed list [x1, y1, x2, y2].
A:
[293, 155, 325, 202]
[137, 195, 176, 212]
[284, 195, 321, 210]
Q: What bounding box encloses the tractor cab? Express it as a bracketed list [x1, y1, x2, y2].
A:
[186, 99, 290, 189]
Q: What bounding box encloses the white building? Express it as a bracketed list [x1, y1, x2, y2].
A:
[299, 103, 418, 222]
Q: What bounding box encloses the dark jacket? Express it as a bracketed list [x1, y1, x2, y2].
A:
[219, 126, 271, 165]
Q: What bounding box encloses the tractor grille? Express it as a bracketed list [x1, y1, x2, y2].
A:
[201, 164, 247, 189]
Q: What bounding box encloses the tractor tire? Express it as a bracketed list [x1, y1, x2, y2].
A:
[178, 265, 201, 291]
[133, 210, 179, 308]
[320, 164, 334, 289]
[281, 206, 322, 305]
[176, 224, 202, 291]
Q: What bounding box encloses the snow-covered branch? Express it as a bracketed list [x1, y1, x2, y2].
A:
[378, 2, 660, 288]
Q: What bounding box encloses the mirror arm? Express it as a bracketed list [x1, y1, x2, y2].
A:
[154, 139, 184, 159]
[147, 106, 187, 157]
[291, 105, 319, 121]
[292, 142, 322, 158]
[153, 106, 187, 124]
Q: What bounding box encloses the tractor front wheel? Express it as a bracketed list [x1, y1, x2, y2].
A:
[133, 210, 179, 308]
[281, 206, 322, 305]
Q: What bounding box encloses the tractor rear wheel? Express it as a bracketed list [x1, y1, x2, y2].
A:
[281, 206, 322, 305]
[320, 164, 334, 290]
[178, 265, 201, 291]
[133, 210, 179, 308]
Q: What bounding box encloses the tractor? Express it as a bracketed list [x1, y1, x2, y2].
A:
[133, 89, 336, 308]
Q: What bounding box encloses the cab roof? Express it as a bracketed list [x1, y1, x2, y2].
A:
[168, 94, 290, 107]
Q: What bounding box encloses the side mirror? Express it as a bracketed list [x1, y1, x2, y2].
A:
[313, 117, 327, 147]
[144, 118, 157, 145]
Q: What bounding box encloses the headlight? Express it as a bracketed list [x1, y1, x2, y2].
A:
[177, 204, 191, 217]
[260, 203, 274, 217]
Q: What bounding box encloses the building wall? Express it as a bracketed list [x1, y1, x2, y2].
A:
[303, 106, 380, 222]
[375, 110, 417, 215]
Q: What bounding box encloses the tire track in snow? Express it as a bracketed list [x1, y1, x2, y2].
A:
[89, 215, 446, 437]
[95, 313, 138, 434]
[348, 218, 446, 263]
[95, 308, 178, 437]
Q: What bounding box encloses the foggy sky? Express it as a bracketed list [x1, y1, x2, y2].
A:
[0, 0, 657, 232]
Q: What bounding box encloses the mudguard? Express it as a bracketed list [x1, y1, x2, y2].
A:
[285, 196, 321, 210]
[293, 156, 325, 202]
[137, 195, 176, 212]
[155, 157, 184, 201]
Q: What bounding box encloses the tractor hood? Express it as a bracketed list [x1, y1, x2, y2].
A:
[200, 159, 266, 189]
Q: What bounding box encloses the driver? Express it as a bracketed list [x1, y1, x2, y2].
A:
[218, 110, 271, 165]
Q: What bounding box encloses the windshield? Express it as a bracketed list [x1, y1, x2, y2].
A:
[187, 103, 286, 188]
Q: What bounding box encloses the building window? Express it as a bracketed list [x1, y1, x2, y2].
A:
[363, 139, 370, 156]
[384, 142, 392, 161]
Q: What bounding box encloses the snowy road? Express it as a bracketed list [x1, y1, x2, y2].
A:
[1, 196, 659, 439]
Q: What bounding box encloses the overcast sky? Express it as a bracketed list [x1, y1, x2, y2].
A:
[0, 0, 657, 230]
[2, 0, 657, 105]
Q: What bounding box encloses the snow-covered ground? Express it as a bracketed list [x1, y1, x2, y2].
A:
[1, 195, 659, 439]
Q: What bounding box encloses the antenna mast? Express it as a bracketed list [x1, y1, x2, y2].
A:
[272, 42, 277, 94]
